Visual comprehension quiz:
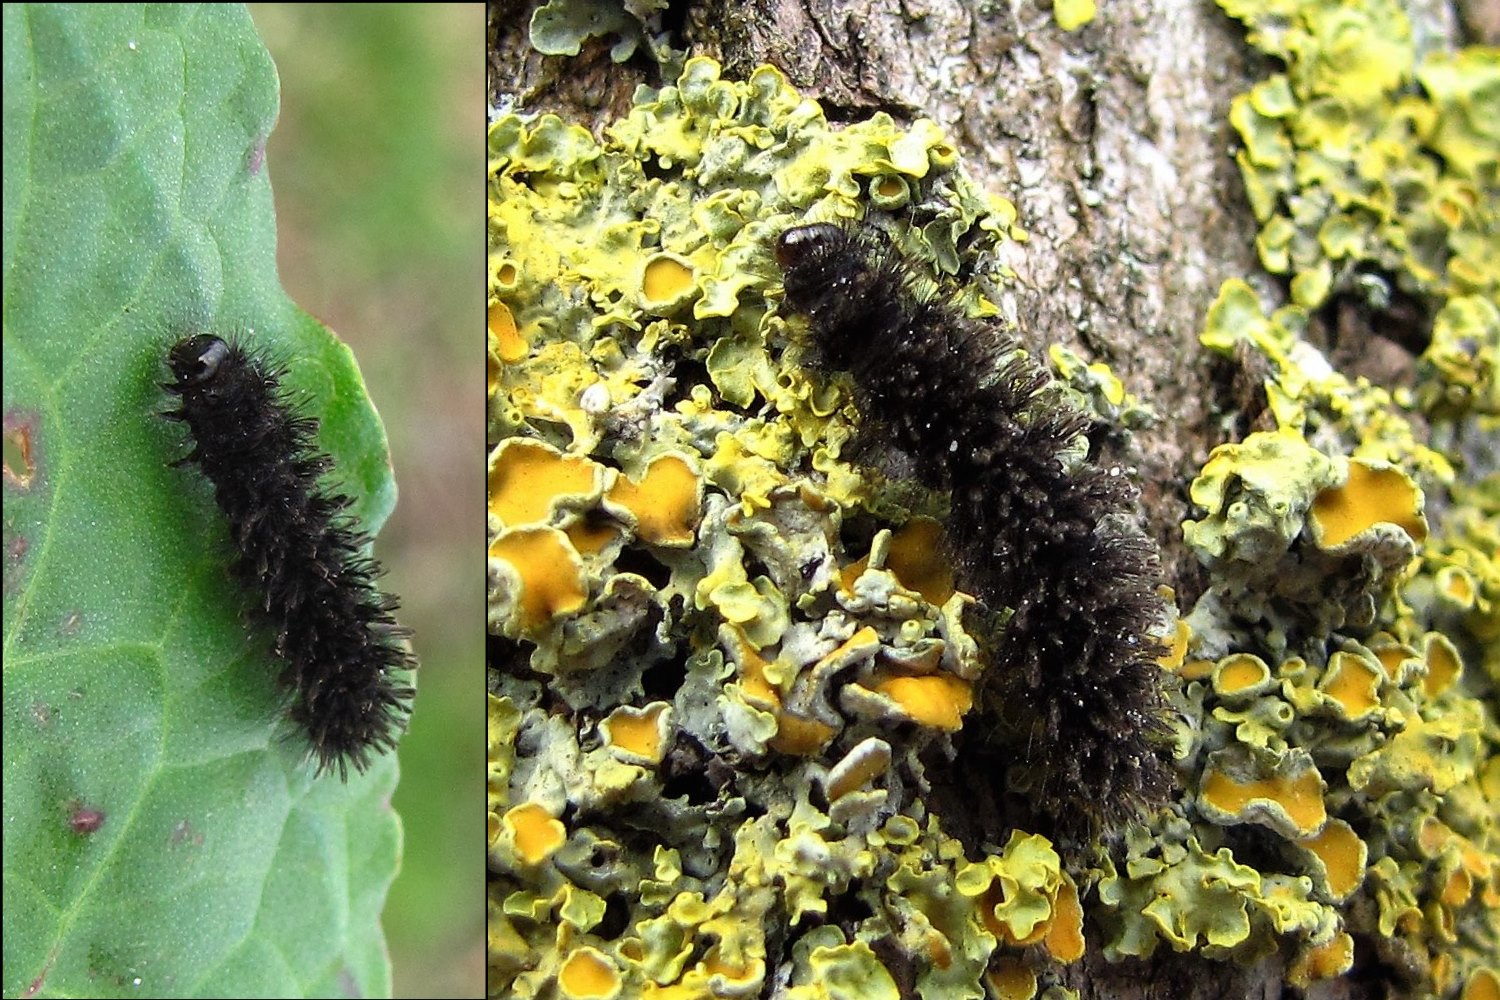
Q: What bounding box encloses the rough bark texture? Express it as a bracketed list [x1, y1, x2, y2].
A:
[488, 3, 1471, 997]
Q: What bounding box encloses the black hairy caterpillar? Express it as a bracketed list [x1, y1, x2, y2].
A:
[163, 334, 415, 780]
[775, 221, 1172, 836]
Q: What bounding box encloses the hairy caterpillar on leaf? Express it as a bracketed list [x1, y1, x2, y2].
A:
[163, 334, 415, 780]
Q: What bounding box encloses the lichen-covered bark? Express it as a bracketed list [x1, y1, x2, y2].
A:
[492, 0, 1280, 593]
[489, 4, 1493, 999]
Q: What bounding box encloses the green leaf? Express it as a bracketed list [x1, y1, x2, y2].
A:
[3, 5, 403, 997]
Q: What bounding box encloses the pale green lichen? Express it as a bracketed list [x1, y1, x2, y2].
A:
[1418, 296, 1500, 418]
[1096, 823, 1336, 963]
[1220, 0, 1498, 310]
[1181, 426, 1428, 653]
[527, 0, 674, 64]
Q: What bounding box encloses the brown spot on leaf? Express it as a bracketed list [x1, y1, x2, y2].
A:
[4, 410, 38, 489]
[68, 802, 106, 834]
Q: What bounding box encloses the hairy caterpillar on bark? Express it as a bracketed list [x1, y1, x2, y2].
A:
[775, 220, 1173, 837]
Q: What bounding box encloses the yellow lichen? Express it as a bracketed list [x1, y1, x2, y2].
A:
[1310, 459, 1427, 549]
[1418, 818, 1497, 891]
[504, 803, 567, 866]
[489, 35, 1500, 999]
[864, 673, 973, 731]
[640, 252, 697, 314]
[798, 936, 899, 1000]
[558, 947, 621, 999]
[490, 438, 603, 528]
[1200, 757, 1327, 837]
[1213, 653, 1274, 697]
[824, 737, 892, 801]
[1420, 295, 1500, 417]
[1365, 633, 1418, 680]
[723, 632, 843, 756]
[564, 516, 619, 557]
[1297, 818, 1366, 899]
[601, 703, 671, 763]
[695, 943, 763, 992]
[700, 575, 786, 640]
[1042, 873, 1085, 963]
[1184, 428, 1339, 561]
[840, 518, 955, 607]
[971, 833, 1066, 948]
[1318, 650, 1382, 719]
[1436, 564, 1479, 607]
[1421, 631, 1463, 696]
[1157, 617, 1190, 671]
[492, 255, 519, 291]
[1221, 0, 1498, 310]
[1052, 0, 1096, 32]
[1178, 658, 1216, 681]
[1287, 931, 1355, 987]
[488, 53, 1053, 1000]
[986, 959, 1037, 1000]
[1163, 6, 1500, 993]
[490, 299, 527, 363]
[605, 452, 702, 546]
[1465, 968, 1500, 1000]
[882, 518, 956, 606]
[1348, 707, 1483, 797]
[725, 625, 779, 708]
[769, 711, 839, 757]
[490, 526, 589, 630]
[488, 329, 503, 401]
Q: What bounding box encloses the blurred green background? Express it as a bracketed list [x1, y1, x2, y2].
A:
[249, 5, 483, 997]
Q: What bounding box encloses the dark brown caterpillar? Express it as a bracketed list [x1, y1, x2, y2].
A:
[776, 221, 1173, 836]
